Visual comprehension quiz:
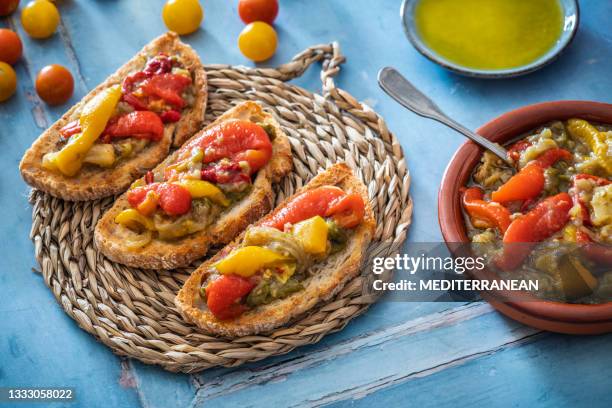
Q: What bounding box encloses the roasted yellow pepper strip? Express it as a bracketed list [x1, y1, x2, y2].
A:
[567, 118, 612, 175]
[176, 179, 230, 207]
[292, 215, 328, 255]
[214, 246, 290, 277]
[114, 209, 155, 231]
[43, 85, 122, 176]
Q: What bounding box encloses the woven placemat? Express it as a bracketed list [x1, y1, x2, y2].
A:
[28, 43, 413, 373]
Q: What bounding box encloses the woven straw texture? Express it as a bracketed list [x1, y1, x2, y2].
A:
[28, 43, 413, 373]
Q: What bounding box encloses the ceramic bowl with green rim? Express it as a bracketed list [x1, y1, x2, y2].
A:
[401, 0, 579, 78]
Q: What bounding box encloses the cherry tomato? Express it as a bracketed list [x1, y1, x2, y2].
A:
[0, 0, 19, 17]
[238, 21, 277, 62]
[21, 0, 60, 39]
[162, 0, 203, 35]
[0, 61, 17, 102]
[0, 29, 22, 65]
[35, 64, 74, 105]
[238, 0, 278, 25]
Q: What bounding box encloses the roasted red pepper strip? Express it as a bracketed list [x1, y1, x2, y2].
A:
[492, 148, 573, 203]
[325, 193, 366, 229]
[497, 193, 573, 271]
[59, 120, 82, 140]
[491, 163, 545, 203]
[461, 187, 511, 233]
[104, 111, 164, 142]
[206, 275, 256, 320]
[127, 182, 192, 216]
[531, 148, 573, 168]
[159, 109, 181, 123]
[141, 73, 192, 109]
[261, 186, 365, 230]
[183, 120, 273, 175]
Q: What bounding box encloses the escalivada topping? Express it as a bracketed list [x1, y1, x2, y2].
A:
[200, 185, 367, 320]
[42, 53, 194, 177]
[462, 118, 612, 304]
[113, 119, 274, 247]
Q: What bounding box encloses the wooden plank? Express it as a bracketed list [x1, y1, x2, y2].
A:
[191, 305, 543, 407]
[326, 333, 612, 408]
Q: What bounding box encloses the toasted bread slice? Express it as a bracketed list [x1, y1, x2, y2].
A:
[19, 32, 207, 201]
[175, 163, 376, 337]
[95, 101, 293, 270]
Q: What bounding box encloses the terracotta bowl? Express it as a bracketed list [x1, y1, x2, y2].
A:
[438, 100, 612, 335]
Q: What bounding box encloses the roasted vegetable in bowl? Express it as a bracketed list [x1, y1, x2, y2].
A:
[462, 119, 611, 304]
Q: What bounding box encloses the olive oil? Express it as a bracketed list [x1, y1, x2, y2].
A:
[414, 0, 563, 70]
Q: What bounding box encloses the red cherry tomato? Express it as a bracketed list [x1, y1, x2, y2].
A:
[141, 73, 192, 109]
[156, 183, 192, 216]
[0, 29, 22, 65]
[238, 0, 278, 24]
[206, 275, 255, 320]
[35, 64, 74, 105]
[0, 0, 19, 17]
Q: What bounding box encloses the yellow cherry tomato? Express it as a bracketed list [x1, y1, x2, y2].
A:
[21, 0, 60, 39]
[162, 0, 203, 35]
[238, 22, 277, 62]
[0, 62, 17, 102]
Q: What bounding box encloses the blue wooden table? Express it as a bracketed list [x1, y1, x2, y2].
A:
[2, 1, 611, 407]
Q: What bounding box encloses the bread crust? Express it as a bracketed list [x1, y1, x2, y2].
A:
[94, 101, 293, 270]
[19, 32, 207, 201]
[175, 163, 376, 337]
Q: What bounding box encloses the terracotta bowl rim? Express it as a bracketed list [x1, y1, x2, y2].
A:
[438, 100, 612, 324]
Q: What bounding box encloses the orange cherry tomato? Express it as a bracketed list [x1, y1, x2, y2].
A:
[35, 64, 74, 105]
[21, 0, 60, 39]
[238, 21, 277, 62]
[0, 61, 17, 102]
[0, 29, 22, 65]
[162, 0, 203, 35]
[238, 0, 278, 24]
[0, 0, 19, 16]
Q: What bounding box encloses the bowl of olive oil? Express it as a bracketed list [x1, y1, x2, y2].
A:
[401, 0, 579, 78]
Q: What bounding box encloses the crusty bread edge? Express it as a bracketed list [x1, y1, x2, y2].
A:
[175, 163, 376, 337]
[94, 101, 292, 270]
[19, 32, 207, 201]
